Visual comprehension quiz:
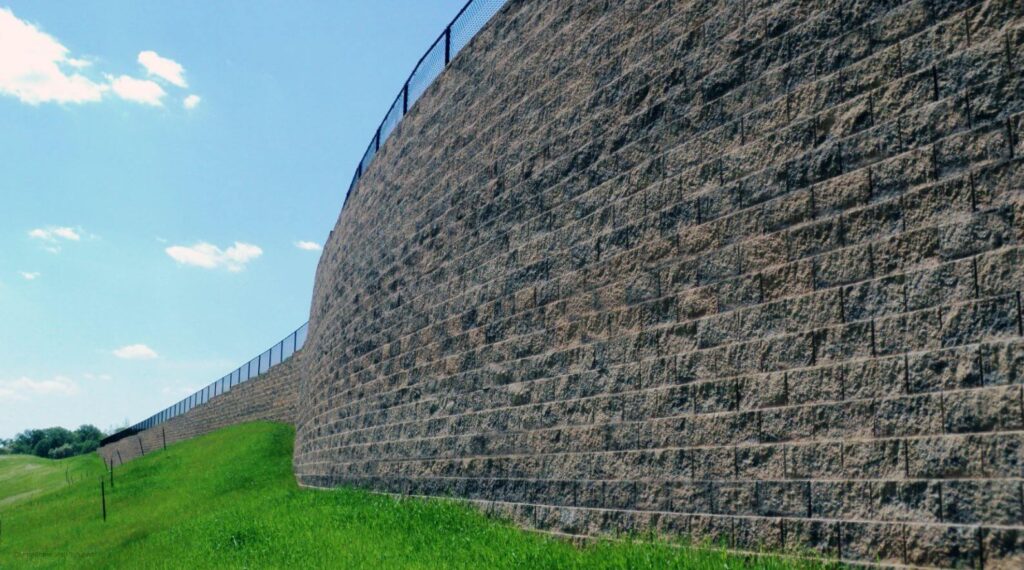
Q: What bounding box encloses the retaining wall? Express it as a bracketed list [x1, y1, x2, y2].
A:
[98, 1, 1024, 567]
[98, 353, 302, 465]
[294, 0, 1024, 567]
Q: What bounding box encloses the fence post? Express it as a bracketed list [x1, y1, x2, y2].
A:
[101, 480, 107, 522]
[375, 127, 381, 152]
[445, 27, 451, 64]
[162, 427, 167, 451]
[403, 83, 409, 115]
[138, 437, 145, 457]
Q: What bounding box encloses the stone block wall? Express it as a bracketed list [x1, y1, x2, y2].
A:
[98, 353, 302, 465]
[295, 0, 1024, 567]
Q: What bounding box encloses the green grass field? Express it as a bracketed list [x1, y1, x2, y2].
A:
[0, 453, 102, 509]
[0, 422, 841, 569]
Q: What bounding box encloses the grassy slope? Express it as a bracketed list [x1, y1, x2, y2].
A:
[0, 453, 102, 509]
[0, 423, 841, 569]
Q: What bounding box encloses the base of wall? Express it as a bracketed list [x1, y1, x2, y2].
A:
[297, 474, 1023, 569]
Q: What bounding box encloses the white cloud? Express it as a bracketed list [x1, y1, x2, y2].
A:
[0, 8, 107, 105]
[165, 241, 262, 272]
[28, 226, 81, 242]
[161, 385, 197, 397]
[18, 271, 40, 280]
[0, 10, 199, 110]
[108, 74, 165, 106]
[294, 240, 321, 251]
[0, 376, 79, 401]
[113, 344, 158, 360]
[52, 227, 81, 240]
[83, 373, 113, 381]
[138, 50, 186, 88]
[28, 225, 84, 252]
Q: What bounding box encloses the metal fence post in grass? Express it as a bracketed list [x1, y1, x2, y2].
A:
[138, 437, 144, 457]
[100, 480, 107, 522]
[162, 427, 167, 451]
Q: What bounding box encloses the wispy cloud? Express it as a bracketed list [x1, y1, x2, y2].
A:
[161, 385, 197, 397]
[294, 240, 321, 251]
[18, 271, 40, 280]
[113, 344, 158, 360]
[137, 50, 187, 87]
[29, 226, 81, 242]
[0, 376, 79, 401]
[0, 9, 197, 108]
[108, 74, 165, 106]
[28, 225, 85, 253]
[0, 8, 106, 104]
[165, 241, 262, 272]
[83, 373, 113, 381]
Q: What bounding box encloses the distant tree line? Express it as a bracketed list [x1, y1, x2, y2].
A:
[0, 425, 105, 459]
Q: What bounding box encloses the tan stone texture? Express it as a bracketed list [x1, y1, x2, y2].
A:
[106, 1, 1024, 566]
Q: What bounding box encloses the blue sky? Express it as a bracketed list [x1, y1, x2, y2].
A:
[0, 1, 465, 438]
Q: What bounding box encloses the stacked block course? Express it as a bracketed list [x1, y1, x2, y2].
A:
[296, 1, 1024, 567]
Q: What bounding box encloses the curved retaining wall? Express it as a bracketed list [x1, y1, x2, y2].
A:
[295, 0, 1024, 567]
[98, 353, 302, 465]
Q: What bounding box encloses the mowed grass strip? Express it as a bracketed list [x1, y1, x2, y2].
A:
[0, 423, 843, 569]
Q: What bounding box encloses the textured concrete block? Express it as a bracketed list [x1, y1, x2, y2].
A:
[105, 0, 1024, 566]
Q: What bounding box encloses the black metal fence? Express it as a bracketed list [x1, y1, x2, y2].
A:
[100, 323, 308, 446]
[347, 0, 509, 198]
[99, 0, 509, 447]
